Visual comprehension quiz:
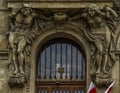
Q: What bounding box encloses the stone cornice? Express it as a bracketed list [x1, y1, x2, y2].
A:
[7, 0, 114, 1]
[7, 1, 114, 8]
[8, 1, 113, 8]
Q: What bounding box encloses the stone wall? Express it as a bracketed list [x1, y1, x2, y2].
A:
[0, 0, 120, 93]
[0, 1, 9, 93]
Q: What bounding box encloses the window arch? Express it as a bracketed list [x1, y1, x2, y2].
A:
[36, 38, 86, 93]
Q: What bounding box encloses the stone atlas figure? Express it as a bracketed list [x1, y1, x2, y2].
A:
[81, 4, 118, 85]
[8, 4, 37, 75]
[7, 3, 52, 87]
[70, 4, 118, 85]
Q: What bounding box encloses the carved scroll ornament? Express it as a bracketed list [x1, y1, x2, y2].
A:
[7, 3, 118, 88]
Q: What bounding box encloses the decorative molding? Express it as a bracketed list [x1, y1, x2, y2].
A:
[7, 2, 113, 9]
[7, 0, 115, 1]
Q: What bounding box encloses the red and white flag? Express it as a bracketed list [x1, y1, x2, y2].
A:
[105, 81, 115, 93]
[87, 82, 97, 93]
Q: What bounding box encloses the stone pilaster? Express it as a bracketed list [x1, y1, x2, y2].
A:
[0, 50, 9, 93]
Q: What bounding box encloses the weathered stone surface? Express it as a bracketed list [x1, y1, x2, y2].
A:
[8, 1, 113, 8]
[0, 61, 9, 93]
[0, 0, 119, 93]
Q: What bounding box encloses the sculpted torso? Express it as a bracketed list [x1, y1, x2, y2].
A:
[15, 13, 33, 30]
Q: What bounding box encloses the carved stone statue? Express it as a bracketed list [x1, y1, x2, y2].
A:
[81, 4, 118, 86]
[8, 4, 37, 87]
[7, 3, 54, 87]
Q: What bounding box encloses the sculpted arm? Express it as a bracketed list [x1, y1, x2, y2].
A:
[106, 6, 118, 18]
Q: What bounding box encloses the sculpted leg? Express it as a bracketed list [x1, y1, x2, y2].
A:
[9, 32, 18, 74]
[96, 51, 102, 74]
[17, 37, 26, 74]
[103, 52, 109, 74]
[95, 42, 103, 74]
[12, 46, 18, 74]
[8, 48, 18, 74]
[102, 29, 111, 74]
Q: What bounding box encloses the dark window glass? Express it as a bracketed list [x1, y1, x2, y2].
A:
[36, 38, 86, 81]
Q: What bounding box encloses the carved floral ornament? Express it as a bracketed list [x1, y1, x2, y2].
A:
[7, 3, 118, 88]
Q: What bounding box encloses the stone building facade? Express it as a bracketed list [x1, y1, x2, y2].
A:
[0, 0, 120, 93]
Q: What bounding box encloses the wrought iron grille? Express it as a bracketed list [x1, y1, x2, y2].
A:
[36, 38, 86, 81]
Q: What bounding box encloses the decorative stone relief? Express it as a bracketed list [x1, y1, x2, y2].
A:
[7, 3, 52, 88]
[7, 4, 38, 87]
[78, 4, 118, 87]
[7, 3, 118, 88]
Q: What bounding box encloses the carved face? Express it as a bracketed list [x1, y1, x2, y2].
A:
[21, 7, 31, 15]
[88, 8, 97, 16]
[87, 4, 99, 16]
[11, 8, 18, 15]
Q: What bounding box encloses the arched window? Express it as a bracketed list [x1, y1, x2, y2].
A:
[36, 38, 86, 93]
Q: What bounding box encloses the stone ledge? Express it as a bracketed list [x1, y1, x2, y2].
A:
[7, 0, 114, 1]
[7, 1, 113, 8]
[0, 49, 9, 60]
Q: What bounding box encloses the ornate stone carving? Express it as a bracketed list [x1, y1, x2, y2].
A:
[67, 4, 118, 87]
[7, 4, 38, 87]
[7, 3, 118, 88]
[7, 3, 53, 88]
[79, 4, 118, 87]
[53, 12, 68, 21]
